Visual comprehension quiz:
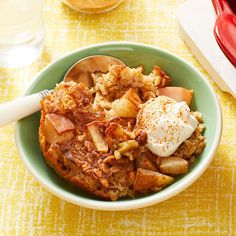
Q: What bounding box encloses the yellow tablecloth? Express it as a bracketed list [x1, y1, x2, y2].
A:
[0, 0, 236, 235]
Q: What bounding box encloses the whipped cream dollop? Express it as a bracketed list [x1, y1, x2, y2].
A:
[136, 96, 198, 157]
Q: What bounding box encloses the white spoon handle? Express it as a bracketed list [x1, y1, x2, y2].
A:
[0, 90, 50, 128]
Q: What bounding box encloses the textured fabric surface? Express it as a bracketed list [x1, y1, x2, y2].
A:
[0, 0, 236, 235]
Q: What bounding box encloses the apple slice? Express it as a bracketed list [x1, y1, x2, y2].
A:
[158, 87, 193, 105]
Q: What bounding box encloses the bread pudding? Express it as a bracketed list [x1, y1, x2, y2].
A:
[39, 65, 206, 200]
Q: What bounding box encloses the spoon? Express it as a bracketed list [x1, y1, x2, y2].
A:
[212, 0, 236, 67]
[0, 55, 125, 127]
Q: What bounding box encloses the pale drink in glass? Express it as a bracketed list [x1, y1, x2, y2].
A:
[0, 0, 44, 67]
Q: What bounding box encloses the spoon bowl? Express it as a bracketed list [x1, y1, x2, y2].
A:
[64, 55, 125, 88]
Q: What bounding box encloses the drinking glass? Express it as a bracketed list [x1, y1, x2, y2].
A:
[0, 0, 45, 68]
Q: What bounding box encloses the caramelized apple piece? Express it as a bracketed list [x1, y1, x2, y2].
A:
[46, 113, 75, 134]
[117, 140, 139, 154]
[87, 124, 108, 152]
[43, 113, 75, 144]
[160, 157, 188, 175]
[133, 168, 174, 192]
[158, 87, 193, 105]
[110, 89, 141, 118]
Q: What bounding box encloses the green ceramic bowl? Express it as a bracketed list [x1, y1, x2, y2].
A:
[15, 42, 222, 210]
